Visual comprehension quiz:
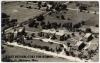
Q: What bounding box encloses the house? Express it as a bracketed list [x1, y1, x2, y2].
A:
[79, 26, 99, 33]
[41, 29, 66, 36]
[83, 33, 93, 42]
[75, 41, 83, 46]
[19, 29, 23, 32]
[47, 4, 52, 10]
[78, 42, 86, 50]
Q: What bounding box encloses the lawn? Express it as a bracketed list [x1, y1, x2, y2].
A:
[2, 45, 72, 62]
[44, 10, 98, 26]
[2, 1, 45, 23]
[24, 39, 61, 51]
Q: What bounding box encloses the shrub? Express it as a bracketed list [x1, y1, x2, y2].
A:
[59, 44, 63, 47]
[37, 14, 44, 21]
[96, 24, 99, 27]
[56, 16, 60, 18]
[61, 15, 65, 19]
[48, 42, 53, 44]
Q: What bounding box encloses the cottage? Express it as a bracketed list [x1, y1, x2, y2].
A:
[47, 4, 52, 10]
[75, 41, 83, 46]
[78, 42, 86, 50]
[83, 33, 93, 42]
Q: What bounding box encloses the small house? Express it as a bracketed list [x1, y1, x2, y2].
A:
[78, 42, 86, 50]
[83, 33, 93, 42]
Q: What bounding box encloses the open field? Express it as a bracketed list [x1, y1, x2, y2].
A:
[44, 10, 99, 26]
[2, 1, 45, 23]
[2, 45, 72, 62]
[24, 39, 61, 51]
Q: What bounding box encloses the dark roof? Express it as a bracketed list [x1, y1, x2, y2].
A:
[78, 43, 86, 50]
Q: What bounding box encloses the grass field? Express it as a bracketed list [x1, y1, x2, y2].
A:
[2, 2, 45, 23]
[24, 39, 61, 51]
[44, 10, 98, 26]
[2, 45, 72, 62]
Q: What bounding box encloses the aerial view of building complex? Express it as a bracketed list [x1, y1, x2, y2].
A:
[1, 1, 99, 62]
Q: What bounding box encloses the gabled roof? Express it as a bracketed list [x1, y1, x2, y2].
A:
[75, 41, 83, 46]
[84, 33, 92, 38]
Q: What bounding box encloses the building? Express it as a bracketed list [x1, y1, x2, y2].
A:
[78, 42, 86, 50]
[41, 29, 66, 36]
[83, 33, 93, 42]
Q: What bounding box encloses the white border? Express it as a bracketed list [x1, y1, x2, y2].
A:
[0, 0, 99, 63]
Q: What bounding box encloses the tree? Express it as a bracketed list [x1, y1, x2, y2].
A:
[55, 6, 60, 11]
[28, 19, 36, 27]
[61, 4, 67, 10]
[49, 1, 54, 5]
[37, 14, 44, 21]
[22, 27, 25, 35]
[31, 33, 35, 37]
[88, 50, 94, 59]
[11, 19, 17, 23]
[67, 34, 71, 38]
[67, 18, 70, 20]
[40, 21, 45, 26]
[70, 51, 75, 57]
[76, 3, 80, 7]
[65, 51, 70, 56]
[72, 33, 75, 37]
[96, 24, 99, 27]
[42, 3, 47, 7]
[59, 44, 64, 47]
[85, 28, 91, 33]
[51, 33, 57, 40]
[2, 13, 10, 18]
[27, 43, 31, 47]
[61, 15, 65, 19]
[56, 16, 60, 18]
[81, 21, 85, 25]
[58, 23, 61, 28]
[34, 22, 39, 28]
[67, 42, 70, 47]
[2, 49, 6, 54]
[79, 5, 87, 12]
[79, 32, 81, 35]
[45, 33, 50, 38]
[78, 53, 83, 59]
[38, 2, 42, 9]
[9, 33, 14, 42]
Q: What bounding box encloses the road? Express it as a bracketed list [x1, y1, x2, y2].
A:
[64, 2, 99, 14]
[6, 42, 92, 62]
[67, 8, 99, 14]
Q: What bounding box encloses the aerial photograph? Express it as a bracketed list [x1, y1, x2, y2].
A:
[1, 1, 99, 62]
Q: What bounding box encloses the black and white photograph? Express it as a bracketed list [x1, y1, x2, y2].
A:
[1, 0, 99, 62]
